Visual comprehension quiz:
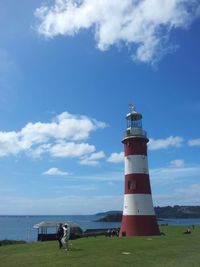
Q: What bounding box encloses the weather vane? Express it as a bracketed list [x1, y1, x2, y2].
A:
[128, 103, 136, 113]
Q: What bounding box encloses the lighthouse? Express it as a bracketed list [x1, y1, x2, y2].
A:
[119, 105, 160, 237]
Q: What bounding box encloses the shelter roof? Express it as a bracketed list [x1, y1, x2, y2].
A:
[33, 221, 80, 229]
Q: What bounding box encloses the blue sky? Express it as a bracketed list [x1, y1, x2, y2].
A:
[0, 0, 200, 215]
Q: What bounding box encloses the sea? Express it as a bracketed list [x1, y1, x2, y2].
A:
[0, 215, 200, 242]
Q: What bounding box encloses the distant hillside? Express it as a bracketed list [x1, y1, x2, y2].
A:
[95, 211, 122, 216]
[155, 206, 200, 218]
[96, 213, 122, 222]
[95, 206, 200, 222]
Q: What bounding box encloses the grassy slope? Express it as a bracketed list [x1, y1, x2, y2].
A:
[0, 226, 200, 267]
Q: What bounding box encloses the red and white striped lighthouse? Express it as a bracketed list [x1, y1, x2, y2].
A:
[119, 105, 160, 237]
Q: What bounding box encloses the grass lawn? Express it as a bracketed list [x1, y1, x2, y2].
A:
[0, 226, 200, 267]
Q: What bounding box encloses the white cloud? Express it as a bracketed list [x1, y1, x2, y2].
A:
[150, 163, 200, 185]
[107, 152, 124, 163]
[0, 131, 21, 156]
[0, 111, 106, 161]
[148, 136, 183, 150]
[49, 141, 95, 158]
[27, 144, 52, 158]
[154, 183, 200, 206]
[151, 162, 200, 205]
[176, 184, 200, 200]
[170, 159, 185, 168]
[188, 138, 200, 146]
[35, 0, 200, 64]
[79, 151, 105, 165]
[43, 167, 69, 176]
[19, 111, 106, 145]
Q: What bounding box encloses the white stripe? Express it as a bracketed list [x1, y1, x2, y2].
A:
[122, 194, 155, 216]
[125, 155, 148, 175]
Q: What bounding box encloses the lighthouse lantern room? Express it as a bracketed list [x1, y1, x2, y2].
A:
[119, 104, 160, 237]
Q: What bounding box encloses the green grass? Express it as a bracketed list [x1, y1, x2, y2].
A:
[0, 226, 200, 267]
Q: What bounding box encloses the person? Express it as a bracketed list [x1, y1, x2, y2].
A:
[183, 227, 191, 234]
[57, 223, 64, 249]
[106, 229, 112, 237]
[61, 224, 70, 251]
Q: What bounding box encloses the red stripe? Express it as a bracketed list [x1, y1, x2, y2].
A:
[123, 137, 148, 156]
[119, 215, 160, 236]
[124, 174, 151, 194]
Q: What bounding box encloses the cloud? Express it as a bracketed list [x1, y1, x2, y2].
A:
[176, 183, 200, 200]
[107, 152, 124, 163]
[79, 151, 105, 165]
[35, 0, 200, 64]
[148, 136, 183, 150]
[49, 141, 95, 158]
[151, 161, 200, 205]
[43, 167, 69, 176]
[154, 183, 200, 206]
[170, 159, 185, 168]
[150, 163, 200, 185]
[188, 138, 200, 146]
[20, 111, 106, 144]
[27, 144, 52, 158]
[0, 111, 106, 161]
[0, 131, 22, 156]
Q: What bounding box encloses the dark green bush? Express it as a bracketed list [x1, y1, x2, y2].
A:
[0, 239, 26, 246]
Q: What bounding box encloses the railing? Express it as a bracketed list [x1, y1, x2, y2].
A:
[123, 127, 147, 139]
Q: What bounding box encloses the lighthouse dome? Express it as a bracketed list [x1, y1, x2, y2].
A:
[126, 104, 142, 121]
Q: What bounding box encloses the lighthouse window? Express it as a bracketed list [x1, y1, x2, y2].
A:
[128, 181, 136, 190]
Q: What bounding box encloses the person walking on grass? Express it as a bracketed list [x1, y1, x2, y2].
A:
[61, 224, 70, 251]
[57, 223, 64, 249]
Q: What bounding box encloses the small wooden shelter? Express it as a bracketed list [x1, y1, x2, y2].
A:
[33, 221, 83, 241]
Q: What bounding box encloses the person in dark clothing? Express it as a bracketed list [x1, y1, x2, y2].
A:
[57, 223, 64, 249]
[183, 227, 192, 234]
